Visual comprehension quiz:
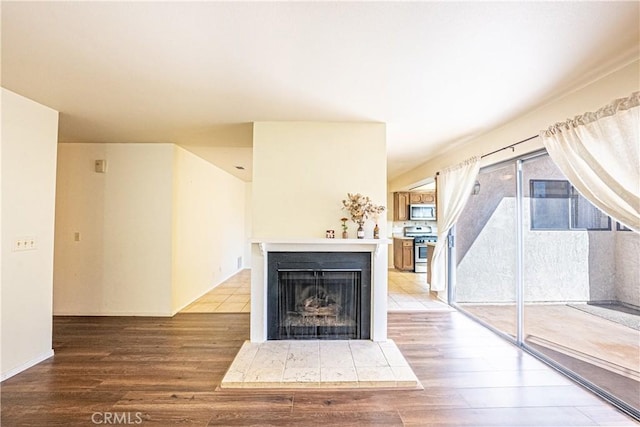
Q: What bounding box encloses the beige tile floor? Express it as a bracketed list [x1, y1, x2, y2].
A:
[181, 269, 251, 313]
[220, 339, 422, 389]
[387, 269, 452, 312]
[181, 268, 451, 313]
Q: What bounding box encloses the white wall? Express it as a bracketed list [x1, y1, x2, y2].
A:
[54, 143, 247, 316]
[250, 121, 388, 342]
[244, 182, 253, 268]
[171, 146, 246, 313]
[54, 143, 174, 315]
[252, 122, 388, 238]
[1, 89, 58, 380]
[389, 59, 640, 191]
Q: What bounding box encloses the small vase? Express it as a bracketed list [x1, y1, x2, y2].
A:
[342, 230, 349, 239]
[357, 224, 365, 239]
[373, 223, 379, 239]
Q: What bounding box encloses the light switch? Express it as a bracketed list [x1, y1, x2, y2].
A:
[94, 159, 107, 173]
[13, 236, 37, 251]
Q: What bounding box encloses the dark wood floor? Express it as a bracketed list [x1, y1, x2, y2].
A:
[1, 312, 637, 426]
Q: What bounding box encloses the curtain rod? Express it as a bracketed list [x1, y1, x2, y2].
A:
[435, 134, 540, 176]
[481, 134, 539, 159]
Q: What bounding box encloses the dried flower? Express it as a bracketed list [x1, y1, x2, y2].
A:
[341, 193, 385, 226]
[340, 217, 349, 231]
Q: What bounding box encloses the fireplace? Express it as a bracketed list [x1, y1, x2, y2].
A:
[267, 252, 371, 340]
[251, 239, 388, 342]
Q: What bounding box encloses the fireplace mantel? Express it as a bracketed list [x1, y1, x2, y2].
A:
[250, 238, 390, 343]
[252, 238, 391, 257]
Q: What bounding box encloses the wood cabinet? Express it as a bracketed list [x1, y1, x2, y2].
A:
[393, 192, 410, 221]
[393, 191, 436, 221]
[393, 238, 414, 271]
[410, 191, 436, 204]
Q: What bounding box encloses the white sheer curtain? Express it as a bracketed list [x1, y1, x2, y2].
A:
[430, 156, 480, 292]
[540, 91, 640, 231]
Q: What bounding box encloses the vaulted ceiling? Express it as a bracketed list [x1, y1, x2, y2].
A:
[2, 1, 638, 181]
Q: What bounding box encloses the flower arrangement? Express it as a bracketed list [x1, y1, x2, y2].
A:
[340, 217, 349, 232]
[341, 193, 385, 228]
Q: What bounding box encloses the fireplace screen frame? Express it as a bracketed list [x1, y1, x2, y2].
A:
[267, 252, 371, 340]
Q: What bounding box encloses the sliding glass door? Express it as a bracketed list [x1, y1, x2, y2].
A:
[520, 153, 640, 414]
[452, 151, 640, 418]
[454, 162, 518, 339]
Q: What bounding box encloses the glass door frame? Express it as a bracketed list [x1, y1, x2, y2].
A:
[446, 149, 640, 420]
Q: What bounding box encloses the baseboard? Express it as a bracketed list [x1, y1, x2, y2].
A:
[53, 311, 172, 317]
[1, 349, 54, 382]
[54, 268, 249, 317]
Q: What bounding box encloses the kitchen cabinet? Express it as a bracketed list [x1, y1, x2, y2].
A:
[393, 238, 414, 271]
[393, 192, 410, 221]
[410, 192, 436, 204]
[394, 191, 437, 221]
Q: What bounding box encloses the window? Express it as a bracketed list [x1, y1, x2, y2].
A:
[617, 222, 633, 232]
[530, 180, 610, 230]
[530, 180, 571, 230]
[571, 191, 611, 230]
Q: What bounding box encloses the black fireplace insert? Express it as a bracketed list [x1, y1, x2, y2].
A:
[267, 252, 371, 340]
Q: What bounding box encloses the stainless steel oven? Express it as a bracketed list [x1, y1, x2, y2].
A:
[414, 238, 429, 273]
[404, 226, 437, 273]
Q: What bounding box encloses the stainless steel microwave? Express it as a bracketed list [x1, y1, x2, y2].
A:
[409, 204, 436, 220]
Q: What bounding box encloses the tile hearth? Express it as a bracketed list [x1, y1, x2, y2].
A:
[221, 339, 422, 389]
